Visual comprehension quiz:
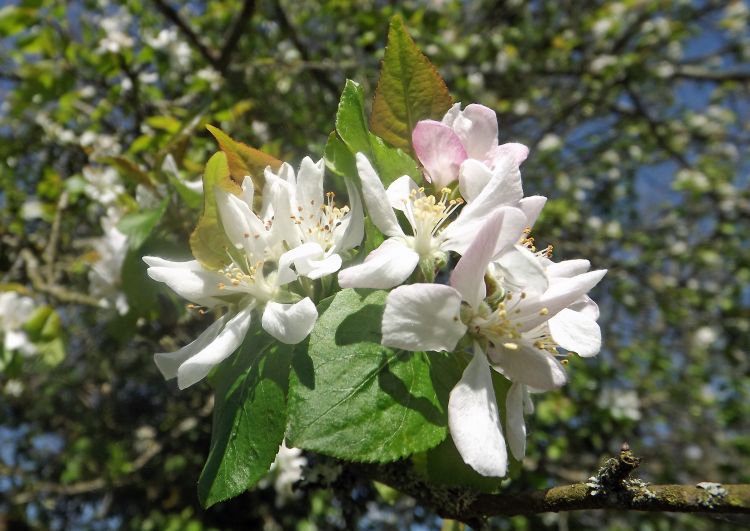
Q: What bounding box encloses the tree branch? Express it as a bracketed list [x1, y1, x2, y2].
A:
[360, 446, 750, 523]
[150, 0, 220, 68]
[216, 0, 256, 74]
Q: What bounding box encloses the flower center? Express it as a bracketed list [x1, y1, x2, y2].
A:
[291, 191, 349, 252]
[217, 256, 278, 303]
[406, 187, 463, 257]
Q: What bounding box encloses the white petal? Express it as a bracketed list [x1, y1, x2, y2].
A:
[277, 243, 324, 284]
[448, 350, 508, 477]
[452, 104, 499, 160]
[494, 245, 548, 294]
[240, 176, 254, 208]
[570, 295, 600, 320]
[518, 195, 546, 227]
[382, 284, 466, 352]
[458, 159, 492, 203]
[304, 253, 343, 280]
[177, 306, 254, 389]
[546, 259, 591, 279]
[450, 210, 505, 308]
[461, 154, 523, 221]
[489, 342, 567, 391]
[332, 177, 365, 252]
[441, 102, 462, 127]
[215, 187, 268, 256]
[488, 142, 529, 167]
[154, 315, 227, 380]
[356, 153, 404, 237]
[264, 174, 302, 249]
[506, 382, 527, 461]
[338, 238, 419, 289]
[548, 308, 601, 357]
[386, 175, 418, 213]
[296, 157, 325, 214]
[143, 256, 225, 307]
[262, 298, 317, 344]
[520, 270, 607, 331]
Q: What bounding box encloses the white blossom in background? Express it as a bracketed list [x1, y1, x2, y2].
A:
[83, 166, 125, 206]
[145, 158, 363, 389]
[97, 12, 134, 54]
[380, 212, 606, 476]
[0, 292, 37, 357]
[89, 209, 129, 315]
[597, 388, 641, 421]
[259, 442, 307, 506]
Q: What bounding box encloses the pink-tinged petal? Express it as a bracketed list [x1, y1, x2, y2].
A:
[143, 256, 225, 307]
[450, 210, 505, 308]
[338, 239, 419, 289]
[154, 314, 227, 381]
[486, 142, 529, 168]
[493, 245, 548, 295]
[546, 259, 591, 279]
[296, 157, 325, 214]
[458, 159, 492, 203]
[382, 284, 466, 352]
[506, 382, 527, 461]
[519, 270, 607, 332]
[441, 102, 462, 127]
[518, 195, 546, 227]
[489, 342, 567, 391]
[262, 298, 317, 344]
[548, 308, 601, 357]
[356, 153, 404, 237]
[452, 104, 499, 160]
[449, 349, 508, 477]
[177, 306, 254, 389]
[412, 120, 467, 188]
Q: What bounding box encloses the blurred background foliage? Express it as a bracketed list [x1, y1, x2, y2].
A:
[0, 0, 748, 529]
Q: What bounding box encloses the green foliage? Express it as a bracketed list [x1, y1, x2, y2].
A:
[333, 80, 420, 185]
[117, 197, 169, 250]
[370, 15, 453, 154]
[198, 324, 292, 508]
[287, 289, 456, 462]
[189, 151, 237, 269]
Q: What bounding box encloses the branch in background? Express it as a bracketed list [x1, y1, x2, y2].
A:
[274, 0, 340, 97]
[151, 0, 220, 68]
[361, 446, 750, 525]
[42, 190, 68, 284]
[21, 249, 102, 308]
[216, 0, 256, 75]
[673, 66, 750, 83]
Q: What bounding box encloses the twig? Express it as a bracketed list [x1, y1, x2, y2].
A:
[43, 190, 69, 283]
[21, 249, 102, 307]
[150, 0, 220, 68]
[216, 0, 256, 75]
[360, 445, 750, 523]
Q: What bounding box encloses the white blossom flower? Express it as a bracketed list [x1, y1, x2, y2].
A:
[381, 212, 606, 476]
[82, 166, 124, 206]
[337, 153, 528, 289]
[0, 292, 37, 356]
[260, 441, 307, 506]
[89, 208, 129, 315]
[145, 158, 361, 389]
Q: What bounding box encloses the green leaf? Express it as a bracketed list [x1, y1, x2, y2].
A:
[101, 156, 156, 188]
[324, 131, 357, 180]
[145, 115, 181, 134]
[117, 197, 168, 250]
[23, 305, 60, 341]
[370, 16, 453, 154]
[206, 124, 282, 197]
[198, 326, 292, 508]
[287, 289, 458, 462]
[335, 80, 420, 186]
[189, 152, 238, 269]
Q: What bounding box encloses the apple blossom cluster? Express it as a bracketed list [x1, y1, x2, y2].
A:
[145, 103, 605, 478]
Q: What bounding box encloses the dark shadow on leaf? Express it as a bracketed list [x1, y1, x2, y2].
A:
[377, 351, 446, 427]
[335, 303, 384, 346]
[291, 337, 315, 390]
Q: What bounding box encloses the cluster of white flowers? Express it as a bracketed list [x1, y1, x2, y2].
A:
[146, 103, 605, 478]
[341, 103, 606, 476]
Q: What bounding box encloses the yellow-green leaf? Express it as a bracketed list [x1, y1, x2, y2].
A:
[189, 152, 239, 269]
[370, 16, 453, 154]
[205, 124, 282, 194]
